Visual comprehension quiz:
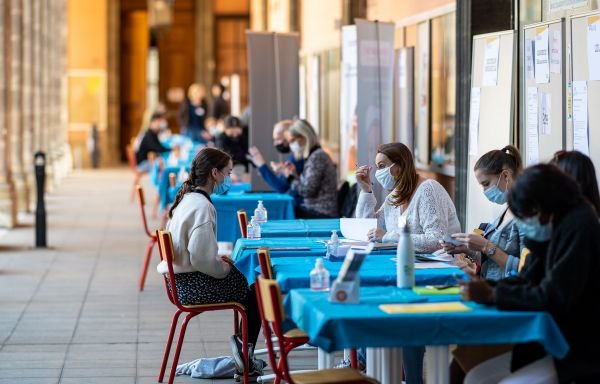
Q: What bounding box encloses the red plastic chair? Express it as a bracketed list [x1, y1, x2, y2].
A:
[137, 185, 158, 291]
[156, 230, 249, 384]
[255, 276, 378, 384]
[237, 209, 248, 238]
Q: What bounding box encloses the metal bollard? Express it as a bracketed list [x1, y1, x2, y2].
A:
[34, 151, 47, 247]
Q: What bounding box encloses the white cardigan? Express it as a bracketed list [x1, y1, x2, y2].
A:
[157, 192, 230, 278]
[356, 179, 461, 253]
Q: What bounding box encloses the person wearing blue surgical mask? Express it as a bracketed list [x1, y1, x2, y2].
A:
[159, 148, 265, 378]
[441, 145, 525, 281]
[460, 164, 600, 383]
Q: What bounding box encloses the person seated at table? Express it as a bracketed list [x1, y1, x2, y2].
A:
[136, 112, 170, 173]
[246, 120, 304, 202]
[460, 164, 600, 383]
[177, 83, 212, 144]
[282, 119, 338, 218]
[216, 116, 249, 171]
[442, 145, 525, 280]
[551, 150, 600, 217]
[157, 148, 265, 377]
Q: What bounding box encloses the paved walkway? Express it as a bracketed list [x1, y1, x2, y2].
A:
[0, 169, 318, 384]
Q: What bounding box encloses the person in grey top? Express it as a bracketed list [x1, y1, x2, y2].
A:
[442, 145, 525, 280]
[283, 119, 338, 218]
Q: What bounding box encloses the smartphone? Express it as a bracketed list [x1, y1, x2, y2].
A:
[442, 235, 462, 247]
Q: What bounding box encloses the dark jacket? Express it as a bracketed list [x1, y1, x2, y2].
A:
[209, 96, 229, 120]
[495, 202, 600, 383]
[177, 99, 208, 131]
[135, 129, 169, 165]
[215, 132, 248, 169]
[290, 147, 337, 217]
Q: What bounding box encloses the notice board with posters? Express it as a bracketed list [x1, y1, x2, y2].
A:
[466, 30, 515, 232]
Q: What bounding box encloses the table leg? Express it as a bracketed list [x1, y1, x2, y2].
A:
[380, 348, 403, 384]
[317, 348, 333, 369]
[425, 346, 450, 384]
[366, 348, 381, 379]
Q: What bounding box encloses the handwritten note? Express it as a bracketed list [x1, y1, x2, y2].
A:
[468, 87, 481, 156]
[482, 37, 500, 86]
[535, 26, 550, 83]
[572, 81, 589, 155]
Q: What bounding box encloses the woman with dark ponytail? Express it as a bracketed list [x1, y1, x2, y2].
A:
[157, 148, 264, 377]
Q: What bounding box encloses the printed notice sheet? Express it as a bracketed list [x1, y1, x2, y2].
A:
[588, 16, 600, 81]
[526, 87, 540, 164]
[482, 37, 500, 86]
[468, 87, 481, 156]
[525, 38, 535, 80]
[550, 29, 561, 74]
[572, 81, 589, 155]
[535, 27, 550, 83]
[540, 93, 551, 135]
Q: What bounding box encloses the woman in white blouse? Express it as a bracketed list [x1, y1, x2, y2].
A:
[354, 142, 461, 384]
[356, 142, 461, 252]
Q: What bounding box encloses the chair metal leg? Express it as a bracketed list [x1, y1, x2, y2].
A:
[139, 237, 156, 291]
[168, 313, 194, 384]
[158, 310, 182, 383]
[151, 194, 160, 220]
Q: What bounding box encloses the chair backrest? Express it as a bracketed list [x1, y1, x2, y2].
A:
[156, 230, 184, 308]
[257, 247, 273, 279]
[237, 209, 248, 238]
[136, 185, 154, 238]
[255, 276, 291, 381]
[126, 144, 137, 171]
[339, 182, 359, 218]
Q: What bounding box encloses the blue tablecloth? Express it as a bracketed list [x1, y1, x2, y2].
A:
[284, 287, 569, 357]
[213, 193, 295, 242]
[260, 219, 340, 238]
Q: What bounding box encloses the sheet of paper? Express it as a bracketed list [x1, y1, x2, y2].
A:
[526, 87, 540, 165]
[414, 262, 456, 269]
[379, 301, 471, 314]
[482, 37, 500, 86]
[415, 253, 453, 262]
[572, 80, 589, 155]
[340, 218, 378, 241]
[413, 286, 461, 295]
[588, 16, 600, 81]
[535, 26, 550, 84]
[468, 87, 481, 156]
[550, 29, 561, 74]
[540, 93, 551, 135]
[525, 38, 535, 80]
[398, 49, 407, 89]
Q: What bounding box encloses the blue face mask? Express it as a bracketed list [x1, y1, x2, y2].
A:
[213, 174, 232, 195]
[518, 215, 553, 242]
[483, 173, 508, 205]
[375, 164, 396, 190]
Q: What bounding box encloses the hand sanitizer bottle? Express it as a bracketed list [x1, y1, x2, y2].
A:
[253, 215, 261, 239]
[396, 222, 415, 289]
[326, 230, 339, 257]
[254, 200, 267, 223]
[310, 258, 330, 291]
[247, 216, 256, 239]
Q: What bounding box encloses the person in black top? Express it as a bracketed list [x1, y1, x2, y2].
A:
[136, 112, 170, 172]
[209, 83, 229, 120]
[215, 116, 248, 171]
[461, 164, 600, 383]
[551, 150, 600, 217]
[178, 84, 212, 144]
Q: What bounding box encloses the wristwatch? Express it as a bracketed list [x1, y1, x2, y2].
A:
[485, 243, 497, 257]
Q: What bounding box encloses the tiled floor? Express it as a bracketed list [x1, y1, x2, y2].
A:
[0, 169, 321, 384]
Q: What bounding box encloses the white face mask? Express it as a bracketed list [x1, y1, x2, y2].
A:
[375, 164, 396, 190]
[290, 141, 303, 155]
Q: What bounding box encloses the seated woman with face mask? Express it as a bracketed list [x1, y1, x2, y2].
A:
[442, 146, 525, 280]
[355, 142, 461, 252]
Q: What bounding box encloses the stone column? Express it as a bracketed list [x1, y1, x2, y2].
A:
[1, 0, 18, 227]
[21, 0, 34, 210]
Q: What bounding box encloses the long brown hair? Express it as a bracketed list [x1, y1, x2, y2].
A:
[474, 145, 522, 176]
[169, 148, 231, 218]
[377, 143, 419, 207]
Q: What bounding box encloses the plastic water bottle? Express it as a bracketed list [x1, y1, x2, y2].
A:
[177, 166, 188, 183]
[310, 258, 330, 291]
[254, 200, 268, 223]
[247, 216, 256, 239]
[396, 222, 415, 289]
[326, 230, 339, 257]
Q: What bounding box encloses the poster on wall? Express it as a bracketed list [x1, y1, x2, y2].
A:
[587, 15, 600, 81]
[340, 26, 358, 183]
[355, 19, 395, 201]
[482, 37, 500, 86]
[535, 26, 550, 84]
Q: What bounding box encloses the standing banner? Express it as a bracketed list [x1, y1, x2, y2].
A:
[340, 25, 358, 182]
[246, 32, 300, 191]
[355, 20, 395, 201]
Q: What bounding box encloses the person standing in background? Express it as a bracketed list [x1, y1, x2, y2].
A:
[209, 83, 229, 120]
[216, 116, 248, 171]
[178, 84, 212, 144]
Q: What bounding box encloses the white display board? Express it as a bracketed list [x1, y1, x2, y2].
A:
[466, 31, 516, 232]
